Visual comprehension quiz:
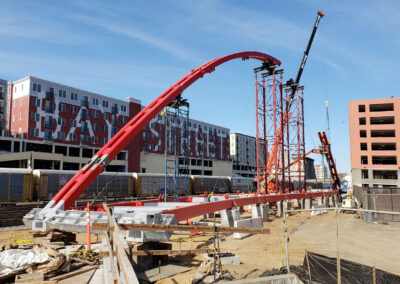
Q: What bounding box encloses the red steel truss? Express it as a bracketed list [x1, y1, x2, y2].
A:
[255, 67, 306, 193]
[45, 51, 281, 211]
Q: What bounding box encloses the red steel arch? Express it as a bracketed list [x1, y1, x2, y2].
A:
[47, 51, 281, 211]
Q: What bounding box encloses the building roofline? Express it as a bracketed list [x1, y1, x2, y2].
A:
[12, 76, 140, 105]
[230, 132, 255, 139]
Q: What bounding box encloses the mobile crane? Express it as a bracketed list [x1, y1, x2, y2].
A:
[258, 10, 326, 193]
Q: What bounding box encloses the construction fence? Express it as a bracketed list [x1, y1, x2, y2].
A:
[282, 207, 400, 284]
[362, 187, 400, 222]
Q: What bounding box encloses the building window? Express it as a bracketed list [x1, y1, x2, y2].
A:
[361, 156, 368, 165]
[102, 137, 107, 144]
[359, 117, 366, 125]
[121, 105, 127, 112]
[44, 116, 53, 128]
[80, 135, 88, 145]
[31, 98, 40, 107]
[360, 143, 367, 151]
[102, 113, 108, 120]
[45, 101, 54, 113]
[362, 169, 369, 179]
[92, 110, 98, 118]
[358, 105, 365, 112]
[70, 92, 78, 100]
[371, 130, 395, 137]
[370, 116, 395, 125]
[44, 130, 53, 141]
[81, 109, 88, 120]
[93, 98, 99, 105]
[81, 122, 89, 133]
[360, 130, 367, 138]
[373, 170, 398, 180]
[111, 127, 117, 137]
[57, 131, 65, 140]
[102, 125, 107, 133]
[30, 128, 39, 137]
[111, 114, 118, 125]
[70, 119, 77, 127]
[91, 136, 98, 144]
[57, 117, 65, 126]
[372, 156, 397, 165]
[81, 96, 89, 107]
[71, 106, 78, 114]
[371, 143, 396, 151]
[59, 90, 66, 98]
[59, 103, 66, 112]
[102, 100, 109, 108]
[370, 103, 394, 112]
[69, 133, 76, 141]
[33, 83, 37, 91]
[121, 117, 127, 124]
[93, 123, 98, 131]
[31, 113, 40, 122]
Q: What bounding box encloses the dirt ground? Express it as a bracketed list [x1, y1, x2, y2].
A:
[160, 211, 400, 283]
[1, 210, 399, 283]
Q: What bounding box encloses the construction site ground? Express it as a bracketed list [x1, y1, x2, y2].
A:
[0, 210, 399, 283]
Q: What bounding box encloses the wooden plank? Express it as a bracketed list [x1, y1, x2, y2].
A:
[104, 228, 118, 283]
[50, 266, 99, 281]
[130, 248, 213, 256]
[103, 203, 140, 284]
[92, 223, 270, 235]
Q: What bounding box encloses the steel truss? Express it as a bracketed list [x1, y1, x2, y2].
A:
[164, 95, 190, 201]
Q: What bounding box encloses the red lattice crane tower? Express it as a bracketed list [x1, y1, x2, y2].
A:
[255, 10, 324, 193]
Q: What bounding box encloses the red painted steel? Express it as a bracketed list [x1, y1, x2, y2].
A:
[318, 132, 341, 191]
[165, 191, 339, 222]
[51, 52, 281, 210]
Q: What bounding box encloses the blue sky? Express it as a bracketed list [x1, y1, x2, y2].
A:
[1, 0, 399, 174]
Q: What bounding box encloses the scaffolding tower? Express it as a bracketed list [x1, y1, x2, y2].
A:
[254, 64, 306, 193]
[163, 95, 190, 201]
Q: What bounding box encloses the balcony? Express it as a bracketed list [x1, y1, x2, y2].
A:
[44, 133, 53, 142]
[80, 136, 88, 145]
[81, 99, 89, 108]
[44, 119, 53, 128]
[45, 91, 55, 100]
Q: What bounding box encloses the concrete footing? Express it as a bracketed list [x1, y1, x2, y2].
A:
[304, 199, 311, 210]
[221, 208, 240, 227]
[251, 204, 269, 222]
[276, 201, 283, 217]
[311, 204, 327, 216]
[232, 217, 263, 239]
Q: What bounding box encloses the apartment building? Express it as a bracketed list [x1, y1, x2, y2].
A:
[349, 98, 400, 189]
[141, 115, 232, 176]
[230, 133, 257, 178]
[0, 76, 232, 176]
[0, 79, 7, 130]
[2, 76, 142, 172]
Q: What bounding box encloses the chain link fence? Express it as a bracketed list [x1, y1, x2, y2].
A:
[282, 206, 400, 284]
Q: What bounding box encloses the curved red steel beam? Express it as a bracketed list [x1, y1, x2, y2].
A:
[46, 51, 281, 211]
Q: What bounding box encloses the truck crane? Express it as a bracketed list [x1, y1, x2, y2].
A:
[258, 10, 325, 193]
